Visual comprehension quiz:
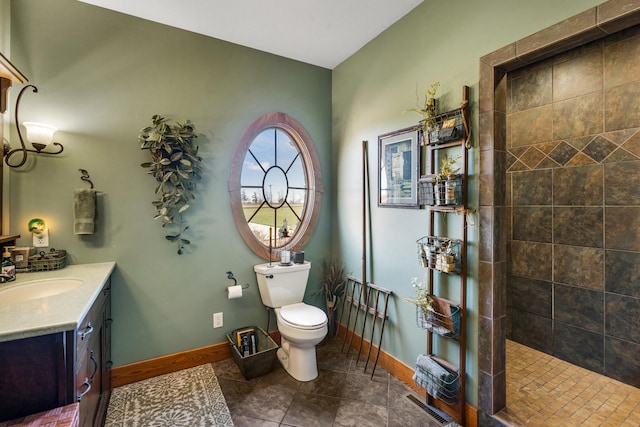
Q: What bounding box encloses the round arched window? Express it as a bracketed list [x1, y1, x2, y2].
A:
[229, 113, 323, 260]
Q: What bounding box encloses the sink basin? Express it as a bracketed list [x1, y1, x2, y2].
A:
[0, 278, 83, 304]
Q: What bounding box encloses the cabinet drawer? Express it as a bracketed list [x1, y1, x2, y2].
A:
[76, 281, 110, 362]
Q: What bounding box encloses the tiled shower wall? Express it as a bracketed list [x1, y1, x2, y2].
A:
[505, 25, 640, 388]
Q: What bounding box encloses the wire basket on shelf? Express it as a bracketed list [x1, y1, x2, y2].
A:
[434, 175, 463, 206]
[414, 354, 460, 404]
[419, 175, 463, 207]
[27, 249, 67, 272]
[415, 300, 461, 338]
[416, 236, 461, 273]
[427, 109, 464, 146]
[418, 178, 436, 206]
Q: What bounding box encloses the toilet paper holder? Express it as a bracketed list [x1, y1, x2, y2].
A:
[226, 271, 249, 290]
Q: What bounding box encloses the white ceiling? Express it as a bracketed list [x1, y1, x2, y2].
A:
[78, 0, 423, 69]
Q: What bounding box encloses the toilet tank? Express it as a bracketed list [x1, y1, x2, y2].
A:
[254, 261, 311, 308]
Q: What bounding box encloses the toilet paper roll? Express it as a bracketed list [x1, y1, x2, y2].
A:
[227, 285, 243, 299]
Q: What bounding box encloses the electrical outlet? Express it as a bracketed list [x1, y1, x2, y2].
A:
[33, 229, 49, 247]
[213, 312, 223, 329]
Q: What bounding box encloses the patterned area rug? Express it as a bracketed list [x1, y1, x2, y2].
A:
[104, 364, 234, 426]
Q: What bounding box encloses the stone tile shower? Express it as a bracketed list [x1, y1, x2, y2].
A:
[505, 25, 640, 388]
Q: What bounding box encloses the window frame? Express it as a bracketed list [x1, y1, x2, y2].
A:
[228, 112, 323, 260]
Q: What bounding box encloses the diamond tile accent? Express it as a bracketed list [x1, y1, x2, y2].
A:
[509, 159, 530, 172]
[509, 146, 529, 158]
[535, 141, 560, 155]
[507, 132, 640, 170]
[583, 135, 617, 162]
[548, 141, 579, 165]
[566, 152, 598, 166]
[623, 131, 640, 156]
[536, 157, 561, 169]
[521, 146, 546, 168]
[566, 135, 595, 151]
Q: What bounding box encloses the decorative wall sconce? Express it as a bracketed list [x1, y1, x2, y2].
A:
[3, 84, 64, 168]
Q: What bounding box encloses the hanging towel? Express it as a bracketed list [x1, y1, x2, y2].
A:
[73, 189, 97, 234]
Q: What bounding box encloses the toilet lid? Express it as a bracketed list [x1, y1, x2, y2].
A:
[279, 303, 327, 329]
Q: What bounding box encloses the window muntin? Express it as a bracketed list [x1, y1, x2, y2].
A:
[229, 113, 322, 260]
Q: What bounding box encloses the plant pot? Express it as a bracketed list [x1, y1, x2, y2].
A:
[326, 295, 337, 309]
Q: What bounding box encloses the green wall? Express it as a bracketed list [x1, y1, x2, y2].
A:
[8, 0, 332, 366]
[332, 0, 604, 406]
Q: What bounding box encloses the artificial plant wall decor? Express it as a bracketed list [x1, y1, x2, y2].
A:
[138, 115, 203, 254]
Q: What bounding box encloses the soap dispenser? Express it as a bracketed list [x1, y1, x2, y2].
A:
[1, 248, 16, 282]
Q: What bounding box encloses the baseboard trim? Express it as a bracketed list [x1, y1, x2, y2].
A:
[111, 342, 228, 388]
[111, 328, 476, 426]
[111, 331, 282, 388]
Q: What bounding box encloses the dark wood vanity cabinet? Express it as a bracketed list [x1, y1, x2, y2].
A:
[0, 279, 112, 426]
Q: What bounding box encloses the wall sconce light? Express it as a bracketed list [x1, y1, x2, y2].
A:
[28, 218, 49, 247]
[3, 84, 64, 168]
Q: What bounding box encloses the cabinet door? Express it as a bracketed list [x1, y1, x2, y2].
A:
[0, 332, 71, 422]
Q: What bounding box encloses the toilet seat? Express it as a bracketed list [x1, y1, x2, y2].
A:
[278, 303, 327, 330]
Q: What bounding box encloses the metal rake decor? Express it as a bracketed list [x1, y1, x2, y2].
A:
[338, 275, 392, 379]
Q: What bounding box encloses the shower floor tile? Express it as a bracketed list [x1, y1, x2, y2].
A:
[497, 340, 640, 426]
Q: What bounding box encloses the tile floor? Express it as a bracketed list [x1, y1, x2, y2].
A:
[495, 340, 640, 426]
[213, 336, 444, 427]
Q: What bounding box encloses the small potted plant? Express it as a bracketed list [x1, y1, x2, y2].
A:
[317, 258, 346, 336]
[138, 115, 203, 254]
[404, 277, 430, 327]
[406, 81, 440, 142]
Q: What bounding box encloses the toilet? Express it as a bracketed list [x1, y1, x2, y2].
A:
[254, 261, 327, 381]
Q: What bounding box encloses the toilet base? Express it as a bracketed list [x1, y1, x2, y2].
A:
[276, 338, 319, 382]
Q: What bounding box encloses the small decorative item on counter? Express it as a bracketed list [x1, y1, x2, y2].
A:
[27, 248, 67, 272]
[1, 248, 16, 282]
[11, 247, 34, 269]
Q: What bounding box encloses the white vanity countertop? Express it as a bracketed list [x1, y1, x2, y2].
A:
[0, 262, 116, 342]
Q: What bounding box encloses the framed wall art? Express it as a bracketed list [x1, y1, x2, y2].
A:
[378, 126, 419, 208]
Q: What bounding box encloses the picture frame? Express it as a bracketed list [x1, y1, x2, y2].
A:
[378, 126, 419, 208]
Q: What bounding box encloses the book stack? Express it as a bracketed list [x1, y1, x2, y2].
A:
[236, 328, 258, 357]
